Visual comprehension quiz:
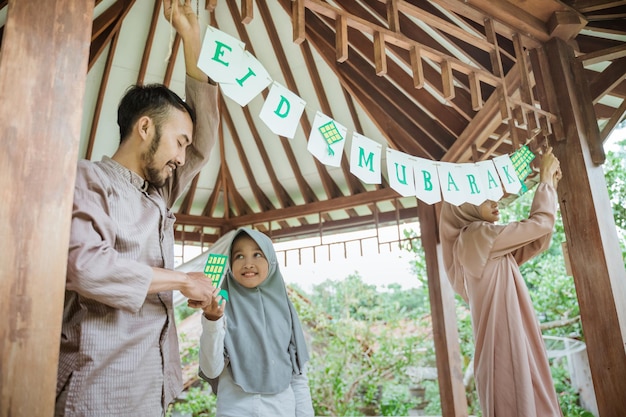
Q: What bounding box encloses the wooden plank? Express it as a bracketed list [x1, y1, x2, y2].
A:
[241, 0, 253, 24]
[225, 0, 318, 205]
[336, 15, 348, 62]
[544, 37, 626, 417]
[441, 59, 455, 100]
[292, 0, 306, 44]
[302, 0, 502, 86]
[418, 203, 468, 417]
[0, 1, 93, 416]
[374, 31, 388, 76]
[386, 0, 400, 32]
[469, 72, 483, 110]
[528, 46, 566, 141]
[410, 45, 425, 88]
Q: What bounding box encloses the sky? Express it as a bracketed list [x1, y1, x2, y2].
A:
[274, 222, 422, 292]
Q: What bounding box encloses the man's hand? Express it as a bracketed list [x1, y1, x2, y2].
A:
[180, 271, 216, 302]
[163, 0, 208, 82]
[187, 284, 226, 321]
[163, 0, 199, 41]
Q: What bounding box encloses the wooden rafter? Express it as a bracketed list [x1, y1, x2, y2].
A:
[222, 1, 318, 206]
[220, 96, 276, 212]
[257, 0, 344, 201]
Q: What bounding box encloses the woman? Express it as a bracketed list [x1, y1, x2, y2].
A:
[439, 147, 563, 417]
[196, 227, 314, 417]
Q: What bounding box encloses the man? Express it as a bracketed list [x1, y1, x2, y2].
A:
[55, 1, 219, 416]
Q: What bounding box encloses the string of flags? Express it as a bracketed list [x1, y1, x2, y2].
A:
[197, 26, 537, 207]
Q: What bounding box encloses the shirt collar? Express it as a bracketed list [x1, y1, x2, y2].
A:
[101, 156, 149, 192]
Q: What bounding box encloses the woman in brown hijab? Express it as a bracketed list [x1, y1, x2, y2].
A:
[439, 147, 563, 417]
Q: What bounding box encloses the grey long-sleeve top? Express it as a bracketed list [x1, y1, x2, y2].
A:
[199, 315, 315, 417]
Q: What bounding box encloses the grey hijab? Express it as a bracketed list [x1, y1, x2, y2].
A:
[206, 227, 309, 394]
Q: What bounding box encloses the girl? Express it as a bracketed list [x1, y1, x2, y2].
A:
[197, 227, 314, 417]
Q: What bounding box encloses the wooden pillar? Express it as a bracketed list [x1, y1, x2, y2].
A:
[418, 203, 468, 417]
[0, 1, 93, 416]
[543, 37, 626, 417]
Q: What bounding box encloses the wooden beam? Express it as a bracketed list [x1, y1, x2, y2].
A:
[241, 0, 253, 24]
[176, 187, 402, 228]
[302, 0, 501, 87]
[224, 0, 318, 205]
[600, 96, 626, 142]
[544, 37, 626, 417]
[418, 203, 468, 417]
[257, 0, 344, 200]
[0, 1, 93, 416]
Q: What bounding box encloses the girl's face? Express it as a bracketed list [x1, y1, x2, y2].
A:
[230, 235, 269, 288]
[478, 199, 500, 223]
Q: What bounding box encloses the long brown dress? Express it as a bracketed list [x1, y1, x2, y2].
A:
[439, 183, 563, 417]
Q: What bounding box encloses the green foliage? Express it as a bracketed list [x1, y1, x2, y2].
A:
[166, 382, 216, 417]
[294, 275, 434, 415]
[175, 303, 197, 324]
[171, 147, 625, 415]
[603, 137, 626, 258]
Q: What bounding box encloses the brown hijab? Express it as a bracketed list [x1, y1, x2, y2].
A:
[439, 202, 503, 303]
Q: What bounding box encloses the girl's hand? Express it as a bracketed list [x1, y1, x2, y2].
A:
[188, 286, 226, 321]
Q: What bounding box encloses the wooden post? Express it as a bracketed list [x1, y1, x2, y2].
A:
[418, 203, 469, 417]
[543, 37, 626, 417]
[0, 1, 93, 416]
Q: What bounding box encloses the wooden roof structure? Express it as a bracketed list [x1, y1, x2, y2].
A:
[1, 1, 625, 416]
[49, 0, 625, 247]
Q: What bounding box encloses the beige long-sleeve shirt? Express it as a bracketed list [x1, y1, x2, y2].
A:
[57, 76, 218, 417]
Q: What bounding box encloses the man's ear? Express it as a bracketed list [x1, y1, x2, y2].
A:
[136, 116, 152, 141]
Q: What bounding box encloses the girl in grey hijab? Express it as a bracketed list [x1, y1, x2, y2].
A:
[197, 227, 314, 417]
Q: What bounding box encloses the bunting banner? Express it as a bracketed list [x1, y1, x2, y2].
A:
[386, 149, 417, 197]
[308, 112, 348, 167]
[198, 26, 535, 207]
[220, 51, 273, 107]
[197, 26, 246, 84]
[413, 157, 442, 205]
[350, 132, 382, 184]
[258, 82, 306, 139]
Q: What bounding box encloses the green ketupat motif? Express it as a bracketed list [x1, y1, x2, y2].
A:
[510, 145, 535, 194]
[318, 120, 344, 156]
[204, 253, 229, 301]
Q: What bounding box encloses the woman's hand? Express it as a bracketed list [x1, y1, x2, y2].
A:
[539, 146, 562, 188]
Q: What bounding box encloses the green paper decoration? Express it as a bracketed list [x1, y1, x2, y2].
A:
[510, 145, 536, 194]
[318, 120, 344, 156]
[204, 253, 229, 302]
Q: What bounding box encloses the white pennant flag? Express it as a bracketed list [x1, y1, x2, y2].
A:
[220, 51, 273, 107]
[307, 112, 347, 167]
[350, 133, 381, 184]
[413, 157, 441, 205]
[462, 163, 487, 206]
[476, 160, 504, 202]
[437, 162, 470, 206]
[197, 26, 245, 84]
[259, 82, 306, 139]
[492, 154, 522, 194]
[386, 149, 416, 197]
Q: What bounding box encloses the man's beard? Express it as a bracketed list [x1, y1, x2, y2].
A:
[142, 127, 167, 187]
